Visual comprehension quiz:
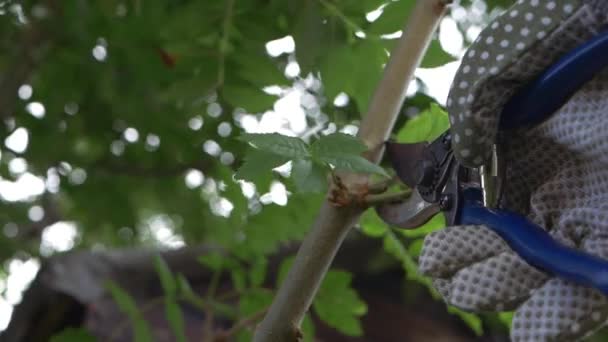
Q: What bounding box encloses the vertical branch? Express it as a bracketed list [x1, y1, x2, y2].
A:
[252, 1, 451, 341]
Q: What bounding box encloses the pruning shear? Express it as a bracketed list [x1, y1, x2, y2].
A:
[376, 30, 608, 295]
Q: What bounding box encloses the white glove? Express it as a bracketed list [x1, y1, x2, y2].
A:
[419, 1, 608, 340]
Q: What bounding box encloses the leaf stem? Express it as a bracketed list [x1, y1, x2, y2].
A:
[202, 269, 223, 340]
[217, 0, 235, 87]
[215, 308, 268, 341]
[318, 0, 363, 34]
[364, 190, 411, 207]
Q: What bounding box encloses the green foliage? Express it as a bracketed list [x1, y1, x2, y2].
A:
[421, 40, 457, 68]
[1, 0, 503, 339]
[106, 281, 153, 342]
[397, 103, 450, 143]
[367, 0, 416, 35]
[278, 257, 367, 337]
[237, 132, 387, 192]
[154, 256, 187, 342]
[313, 270, 367, 336]
[50, 328, 97, 342]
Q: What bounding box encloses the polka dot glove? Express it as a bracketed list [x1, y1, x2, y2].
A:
[419, 1, 608, 341]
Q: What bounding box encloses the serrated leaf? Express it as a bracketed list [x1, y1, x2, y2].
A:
[164, 299, 187, 342]
[154, 255, 177, 296]
[397, 103, 449, 143]
[318, 154, 388, 176]
[310, 133, 367, 158]
[222, 83, 277, 113]
[291, 159, 328, 193]
[235, 149, 289, 184]
[367, 0, 416, 35]
[50, 328, 96, 342]
[313, 270, 367, 336]
[239, 133, 309, 159]
[106, 281, 153, 342]
[420, 39, 456, 68]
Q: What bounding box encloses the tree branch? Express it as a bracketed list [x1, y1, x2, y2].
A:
[253, 1, 451, 341]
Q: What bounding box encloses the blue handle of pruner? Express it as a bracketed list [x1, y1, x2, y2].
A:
[469, 30, 608, 292]
[459, 197, 608, 295]
[500, 30, 608, 129]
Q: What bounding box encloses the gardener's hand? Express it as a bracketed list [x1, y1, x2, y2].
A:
[419, 1, 608, 341]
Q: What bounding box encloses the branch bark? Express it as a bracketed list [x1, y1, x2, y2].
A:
[253, 1, 451, 341]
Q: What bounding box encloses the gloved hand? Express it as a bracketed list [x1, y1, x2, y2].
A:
[419, 1, 608, 341]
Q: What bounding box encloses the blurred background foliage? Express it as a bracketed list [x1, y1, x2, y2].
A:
[3, 0, 579, 340]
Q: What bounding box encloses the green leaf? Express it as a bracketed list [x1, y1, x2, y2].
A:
[291, 159, 328, 193]
[397, 103, 449, 143]
[320, 45, 356, 101]
[235, 149, 289, 183]
[351, 40, 387, 113]
[383, 230, 429, 284]
[301, 314, 316, 342]
[231, 48, 289, 87]
[292, 1, 331, 74]
[420, 39, 456, 68]
[367, 0, 416, 35]
[310, 133, 367, 158]
[398, 213, 445, 238]
[50, 328, 96, 342]
[498, 311, 514, 328]
[360, 208, 388, 238]
[154, 257, 186, 342]
[154, 255, 177, 296]
[317, 154, 388, 176]
[222, 83, 277, 113]
[313, 270, 367, 336]
[239, 288, 273, 316]
[198, 253, 225, 272]
[448, 306, 483, 336]
[164, 299, 187, 342]
[106, 281, 153, 342]
[277, 256, 295, 287]
[407, 238, 424, 257]
[249, 257, 268, 287]
[239, 133, 309, 159]
[232, 267, 247, 292]
[177, 274, 205, 308]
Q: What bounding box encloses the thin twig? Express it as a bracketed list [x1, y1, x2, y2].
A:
[215, 308, 267, 341]
[318, 0, 363, 34]
[364, 190, 411, 207]
[253, 1, 451, 341]
[217, 0, 235, 88]
[202, 269, 222, 341]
